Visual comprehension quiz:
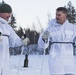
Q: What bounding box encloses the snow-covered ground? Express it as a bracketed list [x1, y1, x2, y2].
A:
[10, 55, 50, 75]
[10, 54, 76, 75]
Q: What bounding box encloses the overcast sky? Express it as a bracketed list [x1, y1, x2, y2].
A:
[0, 0, 76, 31]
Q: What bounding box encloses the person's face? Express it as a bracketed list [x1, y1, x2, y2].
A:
[0, 13, 11, 21]
[56, 11, 67, 24]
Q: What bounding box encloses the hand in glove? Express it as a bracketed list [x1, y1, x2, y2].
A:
[42, 31, 50, 43]
[22, 37, 30, 46]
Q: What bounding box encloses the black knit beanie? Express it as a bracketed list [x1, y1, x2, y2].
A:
[0, 3, 12, 13]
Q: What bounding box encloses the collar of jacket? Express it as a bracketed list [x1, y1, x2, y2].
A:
[53, 19, 68, 26]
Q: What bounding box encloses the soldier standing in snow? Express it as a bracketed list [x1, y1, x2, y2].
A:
[0, 3, 22, 75]
[38, 7, 76, 75]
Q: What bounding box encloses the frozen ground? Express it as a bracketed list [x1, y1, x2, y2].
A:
[10, 54, 76, 75]
[10, 55, 50, 75]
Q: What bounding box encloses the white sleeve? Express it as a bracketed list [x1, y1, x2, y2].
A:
[9, 27, 22, 47]
[38, 19, 54, 49]
[74, 26, 76, 45]
[38, 29, 50, 49]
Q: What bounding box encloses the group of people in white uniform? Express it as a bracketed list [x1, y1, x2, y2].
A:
[0, 2, 76, 75]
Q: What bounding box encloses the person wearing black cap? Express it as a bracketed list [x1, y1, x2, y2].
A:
[0, 3, 23, 75]
[0, 3, 12, 21]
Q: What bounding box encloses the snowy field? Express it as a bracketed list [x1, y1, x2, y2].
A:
[10, 54, 76, 75]
[10, 55, 50, 75]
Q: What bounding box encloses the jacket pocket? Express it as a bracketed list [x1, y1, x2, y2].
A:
[65, 30, 73, 39]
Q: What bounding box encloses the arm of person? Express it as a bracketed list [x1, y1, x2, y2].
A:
[8, 27, 22, 47]
[38, 19, 53, 50]
[73, 25, 76, 45]
[38, 27, 50, 50]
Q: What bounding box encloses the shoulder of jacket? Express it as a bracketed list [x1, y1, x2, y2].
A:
[0, 20, 5, 24]
[68, 22, 75, 26]
[48, 19, 56, 24]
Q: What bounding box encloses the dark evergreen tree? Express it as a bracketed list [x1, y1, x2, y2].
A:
[24, 28, 39, 44]
[9, 14, 17, 29]
[65, 1, 76, 24]
[16, 27, 24, 38]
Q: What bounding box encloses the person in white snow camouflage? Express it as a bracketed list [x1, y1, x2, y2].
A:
[0, 3, 22, 75]
[38, 7, 76, 75]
